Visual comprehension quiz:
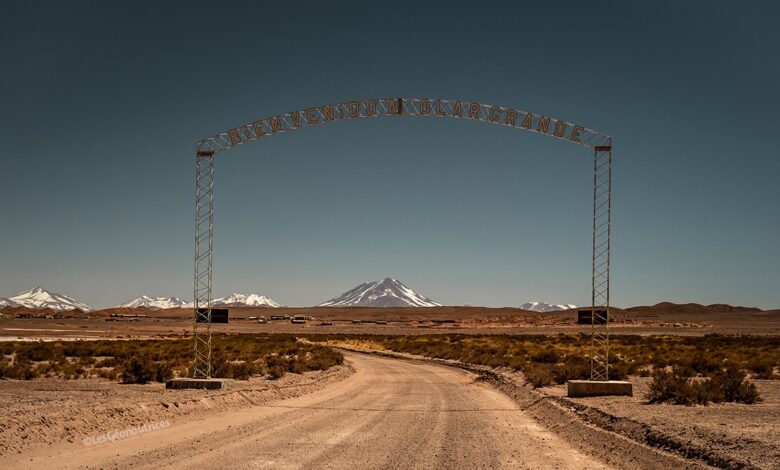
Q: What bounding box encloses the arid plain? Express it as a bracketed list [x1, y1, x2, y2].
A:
[1, 303, 778, 469]
[3, 303, 779, 339]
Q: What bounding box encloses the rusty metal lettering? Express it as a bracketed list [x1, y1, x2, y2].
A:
[322, 104, 335, 121]
[304, 108, 318, 125]
[571, 125, 584, 143]
[228, 128, 241, 144]
[348, 101, 360, 118]
[253, 120, 265, 137]
[289, 111, 302, 128]
[521, 113, 533, 129]
[489, 106, 501, 123]
[553, 120, 567, 138]
[419, 99, 431, 115]
[468, 102, 481, 119]
[452, 100, 463, 118]
[269, 116, 282, 132]
[365, 99, 377, 116]
[537, 116, 550, 134]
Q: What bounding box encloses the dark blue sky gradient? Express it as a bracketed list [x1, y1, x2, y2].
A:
[1, 1, 778, 308]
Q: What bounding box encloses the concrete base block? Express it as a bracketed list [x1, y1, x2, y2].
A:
[567, 380, 633, 397]
[165, 378, 233, 390]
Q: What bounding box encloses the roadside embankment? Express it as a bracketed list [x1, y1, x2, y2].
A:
[0, 363, 353, 458]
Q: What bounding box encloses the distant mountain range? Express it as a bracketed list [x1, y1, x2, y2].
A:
[3, 287, 92, 311]
[118, 293, 282, 309]
[211, 293, 281, 308]
[0, 287, 283, 311]
[318, 278, 441, 307]
[119, 296, 192, 309]
[519, 301, 577, 312]
[1, 285, 770, 313]
[625, 302, 763, 314]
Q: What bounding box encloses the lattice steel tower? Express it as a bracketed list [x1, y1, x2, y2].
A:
[591, 145, 612, 380]
[192, 151, 215, 378]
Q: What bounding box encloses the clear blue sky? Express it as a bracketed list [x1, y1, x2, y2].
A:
[1, 1, 778, 309]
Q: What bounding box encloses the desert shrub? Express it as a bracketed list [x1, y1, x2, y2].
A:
[231, 362, 255, 380]
[561, 356, 591, 382]
[746, 357, 777, 379]
[58, 361, 79, 380]
[507, 355, 526, 371]
[668, 364, 695, 378]
[16, 343, 63, 362]
[98, 368, 118, 380]
[651, 352, 671, 370]
[646, 365, 762, 405]
[609, 357, 637, 380]
[550, 365, 568, 385]
[77, 355, 96, 366]
[266, 355, 287, 380]
[153, 361, 173, 382]
[300, 348, 344, 372]
[530, 349, 560, 364]
[95, 357, 119, 368]
[646, 368, 707, 405]
[0, 358, 14, 379]
[211, 350, 232, 378]
[0, 361, 35, 380]
[16, 367, 40, 380]
[710, 365, 761, 404]
[120, 357, 155, 384]
[682, 351, 722, 375]
[523, 363, 554, 388]
[6, 356, 40, 380]
[35, 362, 56, 378]
[267, 365, 285, 380]
[0, 357, 12, 379]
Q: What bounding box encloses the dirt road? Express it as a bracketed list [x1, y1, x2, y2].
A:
[15, 353, 612, 469]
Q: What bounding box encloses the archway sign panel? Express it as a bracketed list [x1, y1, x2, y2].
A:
[192, 97, 612, 382]
[197, 97, 611, 153]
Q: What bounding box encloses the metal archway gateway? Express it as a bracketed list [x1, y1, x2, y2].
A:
[193, 97, 612, 381]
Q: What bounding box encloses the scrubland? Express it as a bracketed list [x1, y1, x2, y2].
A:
[1, 332, 777, 404]
[320, 333, 779, 404]
[0, 334, 343, 383]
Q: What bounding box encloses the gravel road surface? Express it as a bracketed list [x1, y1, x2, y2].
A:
[19, 353, 612, 469]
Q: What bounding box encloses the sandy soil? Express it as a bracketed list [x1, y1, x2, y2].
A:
[1, 353, 618, 469]
[542, 376, 780, 469]
[0, 364, 353, 461]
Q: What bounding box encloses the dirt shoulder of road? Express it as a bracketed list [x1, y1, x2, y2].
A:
[0, 363, 353, 460]
[334, 345, 778, 470]
[540, 376, 779, 470]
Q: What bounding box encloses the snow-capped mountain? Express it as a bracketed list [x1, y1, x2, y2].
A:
[318, 278, 441, 307]
[0, 297, 20, 308]
[116, 293, 281, 309]
[8, 287, 92, 311]
[213, 293, 281, 308]
[119, 296, 193, 309]
[520, 301, 577, 313]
